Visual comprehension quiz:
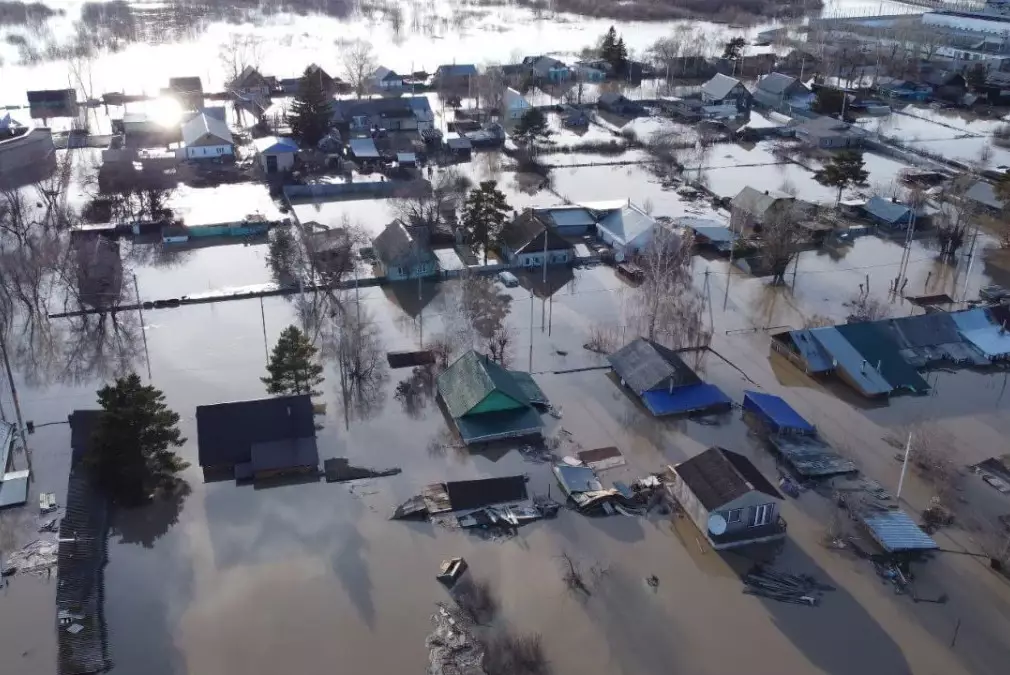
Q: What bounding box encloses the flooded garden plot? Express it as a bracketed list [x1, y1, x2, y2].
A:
[702, 162, 837, 203]
[548, 163, 723, 219]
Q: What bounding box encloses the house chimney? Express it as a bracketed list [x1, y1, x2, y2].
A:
[861, 360, 867, 374]
[764, 190, 769, 195]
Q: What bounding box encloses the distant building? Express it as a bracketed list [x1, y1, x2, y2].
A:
[730, 186, 797, 233]
[793, 115, 862, 149]
[372, 220, 437, 280]
[330, 96, 434, 133]
[572, 62, 608, 82]
[597, 92, 646, 117]
[180, 109, 234, 161]
[594, 202, 657, 258]
[667, 446, 786, 550]
[168, 76, 204, 111]
[700, 73, 751, 110]
[523, 55, 571, 83]
[252, 136, 298, 174]
[920, 69, 967, 102]
[228, 66, 272, 99]
[752, 72, 812, 111]
[196, 394, 318, 482]
[965, 180, 1005, 212]
[500, 209, 573, 268]
[504, 88, 531, 120]
[370, 66, 404, 91]
[433, 63, 478, 90]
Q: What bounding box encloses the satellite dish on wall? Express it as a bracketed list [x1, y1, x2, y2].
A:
[707, 513, 727, 536]
[614, 250, 625, 263]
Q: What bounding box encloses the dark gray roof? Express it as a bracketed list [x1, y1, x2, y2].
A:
[608, 337, 701, 395]
[675, 446, 782, 511]
[196, 394, 315, 468]
[756, 72, 802, 96]
[250, 437, 319, 472]
[437, 350, 530, 418]
[731, 186, 791, 219]
[501, 210, 572, 253]
[445, 476, 528, 510]
[863, 196, 911, 224]
[701, 73, 743, 101]
[435, 64, 478, 78]
[372, 220, 429, 265]
[68, 409, 103, 465]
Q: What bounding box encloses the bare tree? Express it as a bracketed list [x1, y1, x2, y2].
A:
[219, 34, 263, 88]
[475, 66, 507, 117]
[557, 551, 591, 595]
[340, 39, 377, 98]
[631, 227, 707, 349]
[392, 168, 471, 233]
[934, 177, 977, 259]
[760, 203, 805, 286]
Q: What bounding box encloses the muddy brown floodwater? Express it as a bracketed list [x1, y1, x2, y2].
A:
[3, 238, 1010, 675]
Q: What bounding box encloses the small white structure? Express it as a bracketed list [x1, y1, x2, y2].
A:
[252, 136, 298, 174]
[594, 202, 656, 259]
[180, 111, 233, 160]
[504, 88, 531, 120]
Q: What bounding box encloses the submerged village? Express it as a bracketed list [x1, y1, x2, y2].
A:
[6, 0, 1010, 673]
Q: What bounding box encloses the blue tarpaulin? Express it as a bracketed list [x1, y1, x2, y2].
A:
[641, 383, 731, 416]
[742, 391, 815, 434]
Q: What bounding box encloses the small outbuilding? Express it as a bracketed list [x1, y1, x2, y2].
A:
[700, 73, 751, 110]
[595, 202, 657, 259]
[252, 136, 298, 174]
[862, 196, 914, 229]
[667, 446, 786, 550]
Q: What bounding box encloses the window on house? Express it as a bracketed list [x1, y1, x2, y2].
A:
[726, 508, 743, 524]
[752, 504, 773, 527]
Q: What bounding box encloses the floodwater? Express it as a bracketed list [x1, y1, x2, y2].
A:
[5, 244, 1010, 674]
[7, 1, 1010, 673]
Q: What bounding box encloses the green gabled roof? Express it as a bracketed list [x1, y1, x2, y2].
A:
[437, 350, 530, 418]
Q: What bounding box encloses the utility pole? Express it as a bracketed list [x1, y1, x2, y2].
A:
[528, 292, 534, 371]
[134, 273, 152, 381]
[896, 431, 912, 501]
[0, 331, 28, 467]
[260, 296, 269, 362]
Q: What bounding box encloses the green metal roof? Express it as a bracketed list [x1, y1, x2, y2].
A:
[437, 351, 530, 419]
[835, 322, 929, 394]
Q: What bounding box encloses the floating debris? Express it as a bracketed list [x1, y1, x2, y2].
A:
[324, 457, 401, 483]
[3, 539, 58, 577]
[518, 444, 555, 463]
[436, 557, 468, 586]
[39, 492, 58, 513]
[742, 566, 835, 606]
[426, 603, 486, 675]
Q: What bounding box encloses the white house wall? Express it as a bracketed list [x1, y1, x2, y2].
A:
[185, 144, 234, 160]
[668, 473, 711, 537]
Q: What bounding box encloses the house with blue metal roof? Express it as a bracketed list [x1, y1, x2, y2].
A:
[862, 196, 914, 229]
[808, 327, 894, 397]
[770, 329, 835, 375]
[608, 338, 731, 416]
[433, 63, 478, 89]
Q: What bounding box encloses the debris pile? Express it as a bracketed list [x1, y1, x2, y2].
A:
[2, 538, 58, 577]
[426, 603, 486, 675]
[742, 566, 835, 606]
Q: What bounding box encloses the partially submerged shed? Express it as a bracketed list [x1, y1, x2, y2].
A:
[742, 391, 815, 435]
[858, 509, 938, 555]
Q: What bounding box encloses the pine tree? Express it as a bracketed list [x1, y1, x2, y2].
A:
[289, 66, 333, 148]
[262, 325, 325, 397]
[600, 26, 618, 64]
[461, 181, 512, 264]
[814, 150, 869, 205]
[512, 108, 551, 148]
[86, 374, 188, 505]
[722, 37, 746, 61]
[614, 37, 629, 74]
